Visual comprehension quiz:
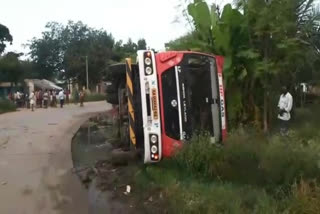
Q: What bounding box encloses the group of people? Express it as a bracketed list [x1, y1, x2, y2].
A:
[8, 89, 86, 112]
[7, 91, 28, 108]
[28, 89, 68, 111]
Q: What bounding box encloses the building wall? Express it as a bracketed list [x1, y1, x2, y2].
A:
[0, 82, 23, 98]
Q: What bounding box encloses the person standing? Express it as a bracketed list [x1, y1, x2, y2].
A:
[43, 90, 49, 108]
[58, 90, 65, 108]
[73, 88, 79, 104]
[79, 90, 85, 107]
[29, 91, 36, 111]
[16, 91, 21, 108]
[49, 90, 53, 107]
[25, 93, 29, 108]
[278, 86, 293, 136]
[52, 90, 57, 107]
[39, 89, 44, 108]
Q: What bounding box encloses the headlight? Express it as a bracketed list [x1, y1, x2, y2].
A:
[145, 67, 152, 75]
[151, 145, 158, 154]
[150, 135, 158, 143]
[145, 57, 152, 65]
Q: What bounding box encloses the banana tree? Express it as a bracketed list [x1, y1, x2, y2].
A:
[187, 0, 261, 127]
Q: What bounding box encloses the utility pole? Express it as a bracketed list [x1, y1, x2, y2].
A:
[85, 56, 89, 90]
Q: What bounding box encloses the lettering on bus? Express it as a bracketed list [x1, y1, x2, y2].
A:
[219, 85, 225, 117]
[218, 73, 226, 129]
[151, 88, 159, 120]
[181, 83, 187, 123]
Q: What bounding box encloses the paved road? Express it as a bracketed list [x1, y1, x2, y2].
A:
[0, 101, 111, 214]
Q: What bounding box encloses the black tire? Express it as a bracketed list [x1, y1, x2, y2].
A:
[106, 83, 118, 94]
[106, 93, 119, 105]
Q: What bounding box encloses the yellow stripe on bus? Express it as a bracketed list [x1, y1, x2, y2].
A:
[126, 58, 132, 71]
[126, 72, 133, 95]
[128, 99, 135, 121]
[129, 126, 136, 145]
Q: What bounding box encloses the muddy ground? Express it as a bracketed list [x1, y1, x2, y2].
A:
[0, 101, 109, 214]
[71, 111, 168, 214]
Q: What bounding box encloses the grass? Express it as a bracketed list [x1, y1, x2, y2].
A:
[0, 99, 16, 114]
[131, 104, 320, 213]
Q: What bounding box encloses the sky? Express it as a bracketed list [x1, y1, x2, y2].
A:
[0, 0, 231, 56]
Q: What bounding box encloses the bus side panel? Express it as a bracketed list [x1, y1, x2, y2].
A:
[215, 56, 227, 141]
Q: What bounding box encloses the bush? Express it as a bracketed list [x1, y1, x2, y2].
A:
[286, 180, 320, 214]
[70, 93, 105, 103]
[135, 165, 279, 214]
[84, 93, 105, 102]
[0, 99, 16, 114]
[173, 130, 320, 189]
[134, 132, 320, 213]
[131, 104, 320, 213]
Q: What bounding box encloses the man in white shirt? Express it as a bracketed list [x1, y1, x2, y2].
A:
[58, 90, 65, 108]
[43, 90, 49, 108]
[278, 86, 293, 136]
[29, 91, 36, 111]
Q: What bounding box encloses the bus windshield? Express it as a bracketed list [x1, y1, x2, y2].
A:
[161, 53, 221, 141]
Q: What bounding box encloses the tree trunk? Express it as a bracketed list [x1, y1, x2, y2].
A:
[263, 32, 270, 133]
[268, 91, 272, 131]
[263, 90, 268, 133]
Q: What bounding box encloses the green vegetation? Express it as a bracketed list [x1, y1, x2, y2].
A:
[0, 99, 16, 114]
[1, 21, 147, 91]
[28, 21, 147, 86]
[0, 52, 23, 84]
[0, 23, 12, 54]
[84, 93, 105, 102]
[0, 24, 37, 86]
[70, 92, 105, 103]
[152, 4, 320, 211]
[133, 105, 320, 213]
[167, 0, 320, 131]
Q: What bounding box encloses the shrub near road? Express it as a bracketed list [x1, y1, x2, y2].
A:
[0, 99, 16, 114]
[84, 93, 105, 102]
[133, 105, 320, 213]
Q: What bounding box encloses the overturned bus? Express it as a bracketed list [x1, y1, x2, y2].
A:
[106, 50, 227, 163]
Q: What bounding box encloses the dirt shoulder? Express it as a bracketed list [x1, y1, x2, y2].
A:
[0, 101, 111, 214]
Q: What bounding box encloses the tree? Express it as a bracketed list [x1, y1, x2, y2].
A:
[29, 21, 116, 87]
[0, 24, 13, 54]
[186, 1, 260, 127]
[172, 0, 320, 130]
[29, 21, 149, 87]
[20, 60, 38, 79]
[111, 38, 148, 62]
[137, 39, 147, 50]
[0, 52, 23, 85]
[29, 22, 64, 80]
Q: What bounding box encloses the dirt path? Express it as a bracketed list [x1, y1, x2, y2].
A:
[0, 101, 111, 214]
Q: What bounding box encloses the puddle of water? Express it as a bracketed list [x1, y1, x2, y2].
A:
[71, 113, 146, 214]
[71, 116, 116, 169]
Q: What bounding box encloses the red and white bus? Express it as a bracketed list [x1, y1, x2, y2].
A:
[106, 50, 227, 163]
